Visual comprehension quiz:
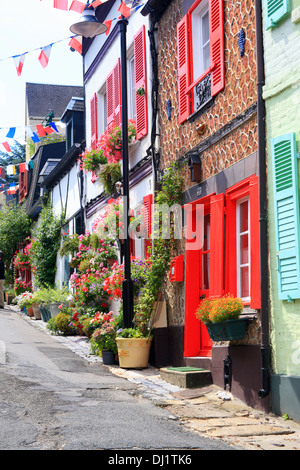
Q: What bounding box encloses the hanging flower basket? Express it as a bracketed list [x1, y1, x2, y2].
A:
[205, 318, 248, 341]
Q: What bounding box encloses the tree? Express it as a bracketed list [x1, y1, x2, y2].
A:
[0, 203, 32, 269]
[0, 140, 26, 183]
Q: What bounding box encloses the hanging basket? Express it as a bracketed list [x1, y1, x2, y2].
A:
[205, 318, 248, 342]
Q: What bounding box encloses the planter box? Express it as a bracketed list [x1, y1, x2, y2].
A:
[206, 318, 248, 342]
[39, 305, 51, 322]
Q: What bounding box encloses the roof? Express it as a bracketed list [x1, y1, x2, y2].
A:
[25, 83, 84, 121]
[61, 97, 85, 122]
[41, 141, 85, 190]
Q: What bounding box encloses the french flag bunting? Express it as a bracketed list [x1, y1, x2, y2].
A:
[13, 53, 26, 77]
[50, 122, 59, 133]
[19, 162, 29, 173]
[2, 142, 11, 153]
[53, 0, 69, 10]
[118, 1, 131, 18]
[36, 125, 47, 137]
[6, 128, 16, 139]
[9, 183, 16, 194]
[38, 45, 52, 68]
[69, 1, 86, 13]
[104, 20, 112, 36]
[69, 36, 82, 55]
[31, 133, 40, 143]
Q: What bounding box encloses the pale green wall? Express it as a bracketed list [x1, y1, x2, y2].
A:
[263, 2, 300, 376]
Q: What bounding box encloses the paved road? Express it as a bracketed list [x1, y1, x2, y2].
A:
[0, 307, 238, 452]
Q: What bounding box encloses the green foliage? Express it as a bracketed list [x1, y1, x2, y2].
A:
[98, 163, 122, 195]
[0, 141, 26, 183]
[116, 328, 145, 338]
[134, 162, 183, 335]
[30, 200, 64, 287]
[0, 203, 32, 266]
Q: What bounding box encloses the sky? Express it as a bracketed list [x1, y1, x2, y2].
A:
[0, 0, 84, 145]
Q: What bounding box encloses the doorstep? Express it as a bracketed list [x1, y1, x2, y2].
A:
[160, 366, 212, 389]
[185, 356, 212, 371]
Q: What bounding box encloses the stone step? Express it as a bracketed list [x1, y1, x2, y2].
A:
[160, 367, 212, 389]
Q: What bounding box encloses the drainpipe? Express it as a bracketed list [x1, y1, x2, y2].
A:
[255, 0, 270, 399]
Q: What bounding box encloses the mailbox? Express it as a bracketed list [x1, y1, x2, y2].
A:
[170, 255, 184, 282]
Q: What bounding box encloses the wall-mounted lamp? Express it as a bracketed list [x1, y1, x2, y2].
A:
[188, 153, 201, 183]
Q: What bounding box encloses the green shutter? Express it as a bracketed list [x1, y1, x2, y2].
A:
[265, 0, 290, 29]
[272, 133, 300, 301]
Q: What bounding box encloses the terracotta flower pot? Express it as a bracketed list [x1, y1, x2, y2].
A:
[116, 337, 152, 369]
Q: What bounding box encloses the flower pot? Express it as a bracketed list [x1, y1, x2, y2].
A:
[40, 305, 51, 322]
[102, 350, 116, 365]
[206, 318, 248, 342]
[32, 303, 42, 320]
[26, 306, 34, 317]
[49, 303, 61, 318]
[116, 337, 152, 369]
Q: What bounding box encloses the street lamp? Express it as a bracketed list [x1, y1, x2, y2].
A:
[70, 1, 134, 329]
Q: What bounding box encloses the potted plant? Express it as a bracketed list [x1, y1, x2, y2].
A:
[115, 327, 152, 369]
[91, 312, 120, 365]
[195, 296, 248, 341]
[98, 162, 122, 196]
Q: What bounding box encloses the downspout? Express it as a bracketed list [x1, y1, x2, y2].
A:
[255, 0, 270, 399]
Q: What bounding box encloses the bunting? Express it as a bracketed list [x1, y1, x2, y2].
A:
[69, 0, 86, 13]
[13, 53, 26, 77]
[53, 0, 69, 10]
[38, 44, 53, 68]
[69, 36, 82, 54]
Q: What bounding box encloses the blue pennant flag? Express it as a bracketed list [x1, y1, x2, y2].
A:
[6, 127, 16, 139]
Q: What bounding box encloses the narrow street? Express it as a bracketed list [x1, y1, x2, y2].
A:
[0, 307, 238, 452]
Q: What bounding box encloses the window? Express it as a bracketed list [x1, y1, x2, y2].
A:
[128, 54, 136, 122]
[236, 197, 250, 302]
[177, 0, 225, 123]
[265, 0, 290, 29]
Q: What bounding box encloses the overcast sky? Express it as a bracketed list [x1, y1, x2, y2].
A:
[0, 0, 84, 143]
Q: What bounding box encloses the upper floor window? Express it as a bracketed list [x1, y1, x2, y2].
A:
[177, 0, 225, 123]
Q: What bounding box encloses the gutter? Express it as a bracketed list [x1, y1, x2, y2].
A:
[255, 0, 270, 399]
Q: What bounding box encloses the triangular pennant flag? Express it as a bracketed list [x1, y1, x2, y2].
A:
[36, 125, 47, 137]
[104, 19, 112, 36]
[69, 36, 82, 55]
[29, 160, 34, 170]
[69, 1, 86, 13]
[50, 122, 59, 133]
[31, 133, 40, 143]
[118, 1, 131, 18]
[13, 53, 26, 77]
[38, 44, 52, 68]
[6, 128, 16, 139]
[6, 165, 16, 175]
[9, 183, 16, 194]
[90, 0, 103, 7]
[53, 0, 69, 10]
[19, 162, 29, 173]
[2, 142, 11, 153]
[44, 126, 54, 135]
[25, 126, 34, 137]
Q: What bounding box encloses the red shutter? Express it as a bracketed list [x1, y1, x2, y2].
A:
[209, 0, 225, 96]
[113, 59, 122, 127]
[106, 69, 115, 131]
[90, 93, 98, 149]
[19, 170, 28, 203]
[177, 15, 190, 124]
[134, 25, 148, 140]
[106, 60, 122, 131]
[209, 193, 225, 298]
[249, 175, 261, 309]
[143, 194, 153, 259]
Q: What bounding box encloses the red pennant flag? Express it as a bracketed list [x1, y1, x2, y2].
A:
[44, 127, 55, 135]
[69, 36, 83, 54]
[118, 1, 131, 18]
[36, 125, 47, 137]
[53, 0, 69, 10]
[38, 45, 52, 68]
[19, 163, 29, 173]
[2, 142, 11, 153]
[69, 0, 86, 13]
[104, 19, 112, 36]
[90, 0, 103, 7]
[13, 53, 26, 77]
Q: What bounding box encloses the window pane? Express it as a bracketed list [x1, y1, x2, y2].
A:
[203, 44, 210, 71]
[240, 266, 249, 298]
[202, 253, 210, 290]
[203, 214, 210, 251]
[239, 200, 248, 233]
[240, 233, 249, 264]
[202, 12, 210, 44]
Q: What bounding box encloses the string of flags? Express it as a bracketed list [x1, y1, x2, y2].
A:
[0, 0, 145, 154]
[0, 161, 35, 195]
[7, 1, 144, 74]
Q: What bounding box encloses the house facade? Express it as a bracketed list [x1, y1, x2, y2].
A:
[142, 0, 269, 411]
[82, 1, 155, 264]
[262, 0, 300, 422]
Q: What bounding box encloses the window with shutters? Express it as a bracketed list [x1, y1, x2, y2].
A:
[265, 0, 290, 30]
[271, 133, 300, 301]
[177, 0, 225, 123]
